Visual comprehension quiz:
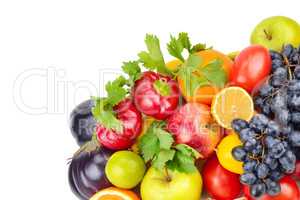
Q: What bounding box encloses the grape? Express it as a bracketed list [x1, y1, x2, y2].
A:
[270, 93, 287, 113]
[231, 119, 249, 133]
[291, 112, 300, 124]
[289, 131, 300, 146]
[249, 114, 269, 132]
[270, 142, 286, 159]
[269, 170, 283, 181]
[264, 155, 278, 170]
[265, 179, 281, 196]
[265, 121, 281, 136]
[288, 80, 300, 93]
[294, 65, 300, 80]
[238, 128, 255, 142]
[270, 50, 283, 60]
[240, 173, 257, 185]
[250, 183, 266, 198]
[275, 109, 290, 126]
[243, 160, 257, 172]
[254, 96, 264, 108]
[290, 52, 300, 64]
[259, 84, 273, 97]
[288, 94, 300, 110]
[282, 44, 294, 58]
[232, 146, 247, 161]
[279, 154, 295, 174]
[256, 163, 269, 179]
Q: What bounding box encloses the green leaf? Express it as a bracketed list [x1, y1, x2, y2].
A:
[138, 34, 170, 75]
[185, 54, 202, 68]
[178, 32, 192, 52]
[198, 59, 227, 87]
[122, 61, 141, 85]
[190, 43, 208, 53]
[153, 149, 176, 170]
[175, 144, 201, 159]
[105, 76, 128, 106]
[154, 128, 174, 149]
[167, 35, 185, 62]
[153, 80, 171, 97]
[178, 54, 207, 96]
[139, 131, 160, 162]
[173, 151, 197, 173]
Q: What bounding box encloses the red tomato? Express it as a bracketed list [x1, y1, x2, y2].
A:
[243, 176, 300, 200]
[230, 45, 271, 92]
[202, 155, 242, 200]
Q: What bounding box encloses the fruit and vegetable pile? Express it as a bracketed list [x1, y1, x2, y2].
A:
[68, 16, 300, 200]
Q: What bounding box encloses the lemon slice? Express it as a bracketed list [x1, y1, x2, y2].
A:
[211, 87, 254, 129]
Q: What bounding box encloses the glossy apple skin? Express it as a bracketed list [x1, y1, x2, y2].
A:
[230, 45, 271, 93]
[167, 103, 222, 158]
[251, 16, 300, 51]
[96, 98, 142, 150]
[141, 167, 202, 200]
[69, 100, 97, 146]
[68, 148, 113, 200]
[133, 71, 180, 120]
[244, 176, 300, 200]
[202, 155, 242, 200]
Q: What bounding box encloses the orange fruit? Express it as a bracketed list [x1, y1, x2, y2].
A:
[90, 187, 140, 200]
[166, 59, 182, 72]
[211, 87, 254, 129]
[178, 49, 233, 105]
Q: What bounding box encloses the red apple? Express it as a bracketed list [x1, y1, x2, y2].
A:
[167, 103, 222, 158]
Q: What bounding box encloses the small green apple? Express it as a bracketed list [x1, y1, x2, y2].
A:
[251, 16, 300, 51]
[141, 167, 202, 200]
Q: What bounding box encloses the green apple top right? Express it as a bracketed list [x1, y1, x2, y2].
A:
[251, 16, 300, 51]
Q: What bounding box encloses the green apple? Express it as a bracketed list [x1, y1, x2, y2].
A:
[105, 151, 146, 189]
[251, 16, 300, 51]
[141, 167, 202, 200]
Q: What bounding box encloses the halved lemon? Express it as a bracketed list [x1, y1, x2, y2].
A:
[211, 87, 254, 129]
[90, 187, 140, 200]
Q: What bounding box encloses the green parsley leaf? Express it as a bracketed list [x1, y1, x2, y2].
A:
[153, 80, 171, 97]
[92, 97, 123, 133]
[138, 34, 170, 75]
[167, 35, 185, 62]
[105, 76, 128, 106]
[174, 151, 197, 173]
[153, 149, 176, 170]
[122, 61, 141, 86]
[178, 54, 206, 96]
[139, 130, 160, 162]
[178, 32, 192, 52]
[190, 43, 209, 53]
[155, 128, 174, 149]
[197, 59, 227, 87]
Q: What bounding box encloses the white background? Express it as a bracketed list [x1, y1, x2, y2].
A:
[0, 0, 299, 199]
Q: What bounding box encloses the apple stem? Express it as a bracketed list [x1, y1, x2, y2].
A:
[263, 29, 272, 40]
[164, 168, 172, 182]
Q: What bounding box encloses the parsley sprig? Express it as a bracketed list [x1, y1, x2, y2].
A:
[139, 121, 200, 173]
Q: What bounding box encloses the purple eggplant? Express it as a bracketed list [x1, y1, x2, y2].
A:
[68, 148, 113, 200]
[69, 100, 97, 146]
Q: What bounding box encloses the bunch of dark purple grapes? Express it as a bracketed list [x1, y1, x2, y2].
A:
[254, 44, 300, 160]
[231, 114, 298, 198]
